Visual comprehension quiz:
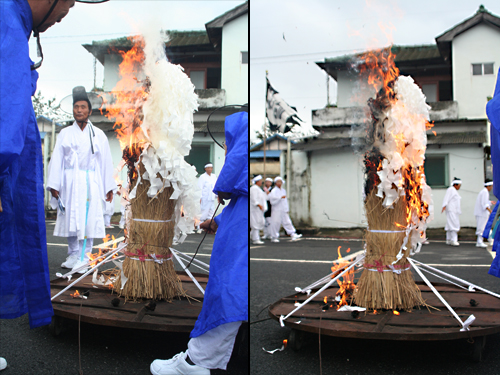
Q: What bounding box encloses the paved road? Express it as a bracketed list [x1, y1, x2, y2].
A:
[0, 220, 247, 375]
[250, 236, 500, 375]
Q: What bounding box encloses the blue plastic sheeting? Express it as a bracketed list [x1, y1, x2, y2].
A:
[0, 0, 53, 328]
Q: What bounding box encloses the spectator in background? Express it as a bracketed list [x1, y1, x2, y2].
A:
[250, 175, 267, 245]
[441, 177, 462, 247]
[262, 177, 274, 240]
[197, 163, 217, 233]
[475, 179, 493, 248]
[268, 176, 302, 243]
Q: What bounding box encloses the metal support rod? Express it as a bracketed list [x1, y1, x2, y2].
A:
[280, 255, 364, 326]
[171, 248, 205, 295]
[51, 243, 127, 301]
[412, 258, 500, 299]
[409, 258, 474, 330]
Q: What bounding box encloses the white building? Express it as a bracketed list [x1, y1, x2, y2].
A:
[289, 6, 498, 230]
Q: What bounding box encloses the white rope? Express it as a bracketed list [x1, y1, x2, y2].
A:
[408, 258, 475, 331]
[367, 229, 406, 233]
[365, 264, 411, 273]
[280, 255, 365, 326]
[128, 255, 172, 264]
[132, 218, 172, 223]
[170, 248, 205, 295]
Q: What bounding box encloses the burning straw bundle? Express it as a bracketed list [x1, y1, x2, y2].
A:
[113, 155, 185, 301]
[352, 50, 433, 310]
[107, 29, 200, 301]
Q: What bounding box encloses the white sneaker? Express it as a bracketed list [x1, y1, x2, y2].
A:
[253, 240, 264, 245]
[450, 241, 460, 247]
[71, 259, 89, 274]
[271, 238, 279, 243]
[150, 352, 209, 375]
[197, 229, 203, 234]
[476, 243, 488, 248]
[106, 225, 113, 228]
[119, 224, 125, 229]
[0, 357, 7, 371]
[61, 254, 79, 269]
[261, 236, 269, 240]
[446, 240, 451, 245]
[291, 233, 303, 241]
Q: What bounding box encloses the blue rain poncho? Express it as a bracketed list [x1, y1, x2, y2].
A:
[0, 0, 53, 328]
[190, 111, 248, 338]
[486, 67, 500, 277]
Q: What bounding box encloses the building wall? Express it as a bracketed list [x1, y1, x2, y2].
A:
[288, 144, 485, 230]
[452, 23, 500, 119]
[221, 14, 248, 105]
[425, 144, 486, 229]
[307, 148, 365, 228]
[336, 70, 375, 108]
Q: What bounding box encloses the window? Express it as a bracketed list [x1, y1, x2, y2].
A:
[189, 71, 205, 90]
[185, 144, 211, 176]
[484, 63, 494, 75]
[241, 51, 248, 64]
[424, 155, 448, 188]
[472, 63, 494, 76]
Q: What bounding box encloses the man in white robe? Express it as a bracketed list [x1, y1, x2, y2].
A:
[250, 175, 267, 245]
[474, 179, 493, 248]
[262, 177, 273, 240]
[441, 178, 462, 246]
[197, 163, 217, 233]
[46, 87, 116, 273]
[268, 176, 302, 243]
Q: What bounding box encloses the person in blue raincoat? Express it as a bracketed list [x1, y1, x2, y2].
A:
[0, 0, 108, 371]
[150, 111, 248, 375]
[486, 67, 500, 277]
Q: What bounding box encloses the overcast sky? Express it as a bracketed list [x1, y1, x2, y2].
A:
[250, 0, 500, 142]
[29, 0, 244, 116]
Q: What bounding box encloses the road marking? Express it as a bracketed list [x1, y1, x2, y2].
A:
[250, 257, 491, 267]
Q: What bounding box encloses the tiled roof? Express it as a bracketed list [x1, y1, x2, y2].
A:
[322, 44, 441, 65]
[83, 30, 212, 64]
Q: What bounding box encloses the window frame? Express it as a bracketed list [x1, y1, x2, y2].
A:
[424, 154, 449, 189]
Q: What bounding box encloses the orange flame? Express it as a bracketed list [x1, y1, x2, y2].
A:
[393, 310, 400, 315]
[283, 339, 287, 348]
[323, 296, 328, 304]
[362, 47, 431, 228]
[331, 246, 356, 309]
[70, 290, 81, 298]
[104, 36, 149, 155]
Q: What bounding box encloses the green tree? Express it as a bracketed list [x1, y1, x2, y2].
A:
[32, 91, 67, 122]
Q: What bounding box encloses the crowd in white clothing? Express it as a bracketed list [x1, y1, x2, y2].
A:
[250, 175, 302, 245]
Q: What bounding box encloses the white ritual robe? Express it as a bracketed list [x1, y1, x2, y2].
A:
[442, 186, 461, 232]
[250, 184, 267, 230]
[475, 187, 491, 235]
[46, 122, 117, 240]
[268, 185, 296, 237]
[198, 172, 217, 221]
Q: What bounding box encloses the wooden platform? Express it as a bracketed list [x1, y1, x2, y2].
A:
[269, 282, 500, 341]
[50, 271, 207, 333]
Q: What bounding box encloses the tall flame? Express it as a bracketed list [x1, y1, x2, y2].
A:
[103, 36, 149, 154]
